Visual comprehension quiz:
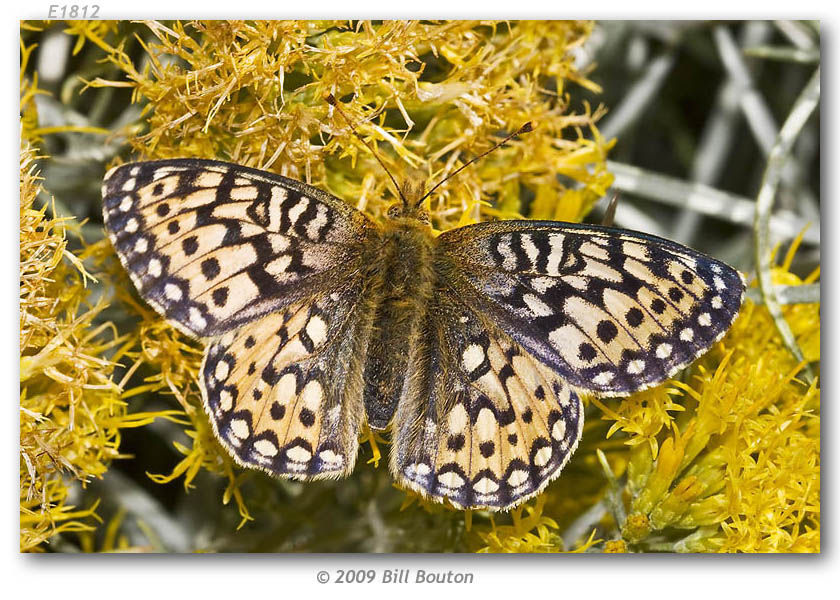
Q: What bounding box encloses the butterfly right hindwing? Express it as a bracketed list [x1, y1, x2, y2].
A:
[391, 292, 583, 509]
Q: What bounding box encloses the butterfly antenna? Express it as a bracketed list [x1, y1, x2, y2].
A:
[601, 192, 620, 227]
[326, 94, 408, 206]
[416, 122, 533, 208]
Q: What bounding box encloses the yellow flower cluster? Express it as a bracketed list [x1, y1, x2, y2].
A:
[75, 19, 613, 531]
[82, 20, 613, 229]
[19, 141, 183, 551]
[20, 19, 819, 552]
[617, 244, 819, 552]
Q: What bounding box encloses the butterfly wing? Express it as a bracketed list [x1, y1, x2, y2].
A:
[103, 159, 379, 479]
[102, 159, 374, 338]
[390, 292, 583, 509]
[201, 282, 375, 479]
[437, 221, 745, 396]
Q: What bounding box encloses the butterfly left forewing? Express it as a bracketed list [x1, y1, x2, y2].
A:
[102, 159, 374, 338]
[438, 221, 745, 396]
[391, 293, 583, 510]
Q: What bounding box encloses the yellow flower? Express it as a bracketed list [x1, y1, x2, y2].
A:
[71, 19, 613, 533]
[599, 256, 820, 552]
[19, 141, 182, 551]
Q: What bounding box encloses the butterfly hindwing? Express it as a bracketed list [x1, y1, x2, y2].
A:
[201, 283, 373, 479]
[391, 293, 583, 509]
[102, 159, 373, 338]
[438, 221, 745, 396]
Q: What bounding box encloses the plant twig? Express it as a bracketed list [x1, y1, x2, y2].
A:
[561, 499, 608, 547]
[774, 20, 819, 50]
[607, 161, 819, 245]
[746, 283, 820, 305]
[714, 26, 777, 153]
[600, 50, 676, 140]
[673, 22, 772, 245]
[715, 25, 819, 216]
[753, 67, 820, 381]
[744, 45, 820, 64]
[597, 449, 627, 527]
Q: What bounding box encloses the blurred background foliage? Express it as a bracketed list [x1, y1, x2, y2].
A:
[20, 19, 819, 553]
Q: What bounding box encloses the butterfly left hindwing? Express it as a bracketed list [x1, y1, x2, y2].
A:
[202, 283, 372, 479]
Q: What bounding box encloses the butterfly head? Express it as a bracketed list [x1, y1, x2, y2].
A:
[387, 122, 534, 225]
[386, 179, 430, 224]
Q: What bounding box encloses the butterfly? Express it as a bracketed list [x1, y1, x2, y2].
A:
[102, 154, 744, 511]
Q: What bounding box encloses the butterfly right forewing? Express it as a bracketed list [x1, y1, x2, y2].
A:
[438, 220, 745, 396]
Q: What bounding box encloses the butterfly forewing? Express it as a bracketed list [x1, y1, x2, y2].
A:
[391, 294, 583, 509]
[438, 221, 745, 396]
[102, 159, 373, 338]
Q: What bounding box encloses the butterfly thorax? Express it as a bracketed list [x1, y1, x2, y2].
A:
[361, 215, 438, 429]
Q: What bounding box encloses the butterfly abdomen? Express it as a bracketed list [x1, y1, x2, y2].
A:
[361, 219, 438, 429]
